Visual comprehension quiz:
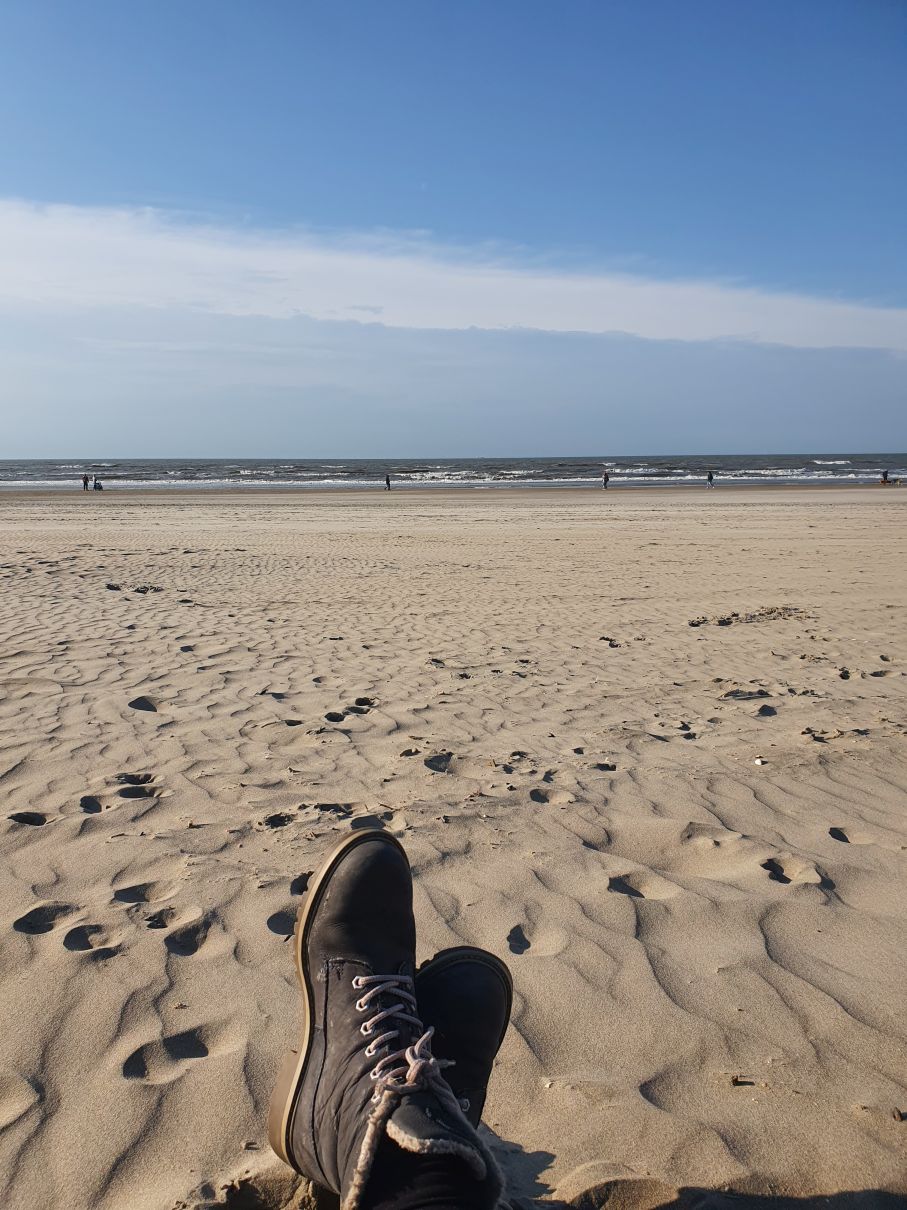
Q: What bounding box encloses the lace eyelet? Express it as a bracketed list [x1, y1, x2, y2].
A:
[364, 1043, 376, 1058]
[351, 976, 365, 990]
[369, 1069, 380, 1080]
[354, 997, 367, 1012]
[360, 1023, 372, 1036]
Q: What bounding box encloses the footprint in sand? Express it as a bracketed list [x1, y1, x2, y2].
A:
[127, 695, 159, 713]
[165, 915, 211, 957]
[533, 786, 574, 805]
[507, 924, 531, 954]
[79, 795, 103, 813]
[14, 903, 78, 935]
[349, 813, 392, 831]
[289, 872, 312, 895]
[761, 856, 833, 889]
[121, 1028, 210, 1084]
[63, 924, 104, 950]
[829, 826, 873, 845]
[608, 871, 679, 900]
[424, 752, 453, 773]
[8, 811, 48, 827]
[608, 874, 643, 898]
[145, 908, 178, 930]
[266, 909, 296, 937]
[259, 811, 294, 829]
[113, 880, 177, 905]
[761, 858, 792, 884]
[506, 920, 566, 956]
[62, 924, 121, 959]
[116, 773, 158, 800]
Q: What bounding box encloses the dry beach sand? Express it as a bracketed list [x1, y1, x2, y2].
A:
[0, 487, 905, 1210]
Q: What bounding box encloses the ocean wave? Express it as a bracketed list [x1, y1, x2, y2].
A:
[1, 455, 903, 490]
[1, 472, 899, 491]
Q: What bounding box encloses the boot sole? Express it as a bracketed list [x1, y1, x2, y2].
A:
[267, 828, 409, 1170]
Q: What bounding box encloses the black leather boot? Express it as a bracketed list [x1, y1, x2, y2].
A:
[268, 832, 502, 1210]
[415, 946, 513, 1128]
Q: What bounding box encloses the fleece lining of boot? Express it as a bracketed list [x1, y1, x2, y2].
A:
[342, 1086, 505, 1210]
[386, 1116, 488, 1179]
[342, 1088, 397, 1210]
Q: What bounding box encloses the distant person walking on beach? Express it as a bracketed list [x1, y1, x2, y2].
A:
[707, 470, 714, 489]
[385, 473, 391, 491]
[602, 469, 609, 490]
[82, 473, 89, 491]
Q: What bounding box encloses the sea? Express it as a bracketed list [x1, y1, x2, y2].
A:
[0, 455, 904, 490]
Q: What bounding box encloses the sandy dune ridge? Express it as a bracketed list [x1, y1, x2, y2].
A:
[0, 489, 905, 1209]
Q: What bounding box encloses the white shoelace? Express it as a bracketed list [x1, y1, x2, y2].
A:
[352, 973, 447, 1102]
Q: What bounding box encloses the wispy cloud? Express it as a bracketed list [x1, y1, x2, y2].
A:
[1, 198, 905, 351]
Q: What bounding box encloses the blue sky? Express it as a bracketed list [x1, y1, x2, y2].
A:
[1, 1, 905, 456]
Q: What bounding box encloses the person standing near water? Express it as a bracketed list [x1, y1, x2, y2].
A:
[82, 473, 89, 491]
[707, 470, 714, 489]
[385, 473, 391, 491]
[602, 469, 609, 489]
